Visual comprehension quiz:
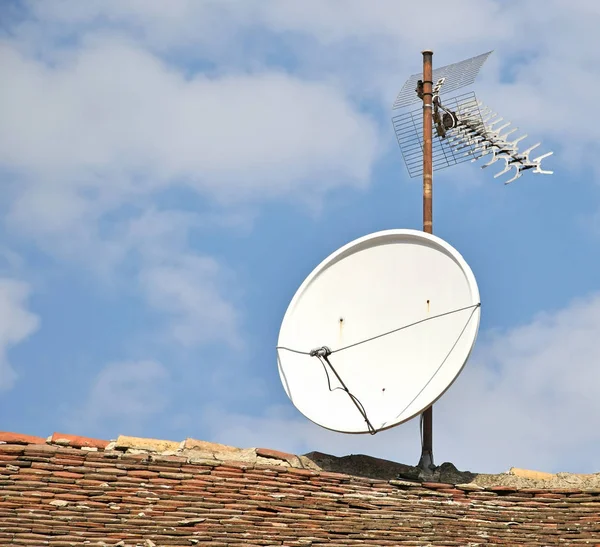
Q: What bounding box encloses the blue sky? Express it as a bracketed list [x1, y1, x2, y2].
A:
[1, 0, 600, 474]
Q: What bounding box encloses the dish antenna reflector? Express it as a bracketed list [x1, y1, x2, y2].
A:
[277, 230, 480, 434]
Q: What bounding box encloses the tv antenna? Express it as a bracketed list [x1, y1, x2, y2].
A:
[392, 50, 553, 471]
[392, 51, 553, 184]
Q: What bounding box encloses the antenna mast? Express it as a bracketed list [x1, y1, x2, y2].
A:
[392, 49, 553, 472]
[419, 50, 434, 472]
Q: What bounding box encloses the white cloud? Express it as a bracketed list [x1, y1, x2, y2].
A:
[437, 292, 600, 474]
[0, 279, 39, 391]
[23, 0, 599, 166]
[8, 0, 590, 209]
[201, 293, 600, 474]
[140, 255, 239, 348]
[0, 30, 379, 339]
[120, 208, 241, 348]
[23, 0, 506, 52]
[0, 36, 378, 208]
[5, 1, 593, 270]
[70, 360, 170, 432]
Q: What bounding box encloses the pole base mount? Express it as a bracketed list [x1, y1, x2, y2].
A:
[417, 450, 435, 473]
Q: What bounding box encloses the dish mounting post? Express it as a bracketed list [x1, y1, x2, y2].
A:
[419, 49, 435, 472]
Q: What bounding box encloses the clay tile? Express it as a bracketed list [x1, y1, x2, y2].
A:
[50, 433, 109, 449]
[509, 467, 554, 481]
[489, 485, 518, 493]
[256, 448, 297, 461]
[183, 438, 240, 453]
[0, 431, 46, 445]
[389, 479, 421, 488]
[114, 435, 182, 453]
[421, 482, 454, 489]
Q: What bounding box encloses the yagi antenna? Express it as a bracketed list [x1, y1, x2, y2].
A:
[392, 50, 553, 185]
[390, 50, 553, 474]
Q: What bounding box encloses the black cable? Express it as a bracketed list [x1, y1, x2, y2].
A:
[317, 353, 376, 435]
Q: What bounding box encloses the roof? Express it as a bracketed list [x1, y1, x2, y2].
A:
[2, 431, 600, 546]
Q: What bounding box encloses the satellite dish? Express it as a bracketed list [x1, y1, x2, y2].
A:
[277, 229, 480, 434]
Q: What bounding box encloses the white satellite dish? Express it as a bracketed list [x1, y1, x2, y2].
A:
[277, 229, 480, 434]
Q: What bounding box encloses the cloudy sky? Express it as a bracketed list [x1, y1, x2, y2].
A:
[2, 0, 600, 475]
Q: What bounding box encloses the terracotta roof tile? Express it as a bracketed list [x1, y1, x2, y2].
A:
[0, 432, 47, 445]
[49, 432, 110, 449]
[1, 431, 600, 545]
[114, 435, 182, 453]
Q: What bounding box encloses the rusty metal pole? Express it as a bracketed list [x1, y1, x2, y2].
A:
[419, 49, 434, 472]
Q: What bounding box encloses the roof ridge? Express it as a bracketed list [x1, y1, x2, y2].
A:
[0, 431, 312, 468]
[3, 430, 600, 491]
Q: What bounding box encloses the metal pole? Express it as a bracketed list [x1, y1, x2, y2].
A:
[419, 49, 434, 472]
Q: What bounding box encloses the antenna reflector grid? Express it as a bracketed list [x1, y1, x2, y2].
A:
[392, 51, 492, 110]
[392, 92, 483, 178]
